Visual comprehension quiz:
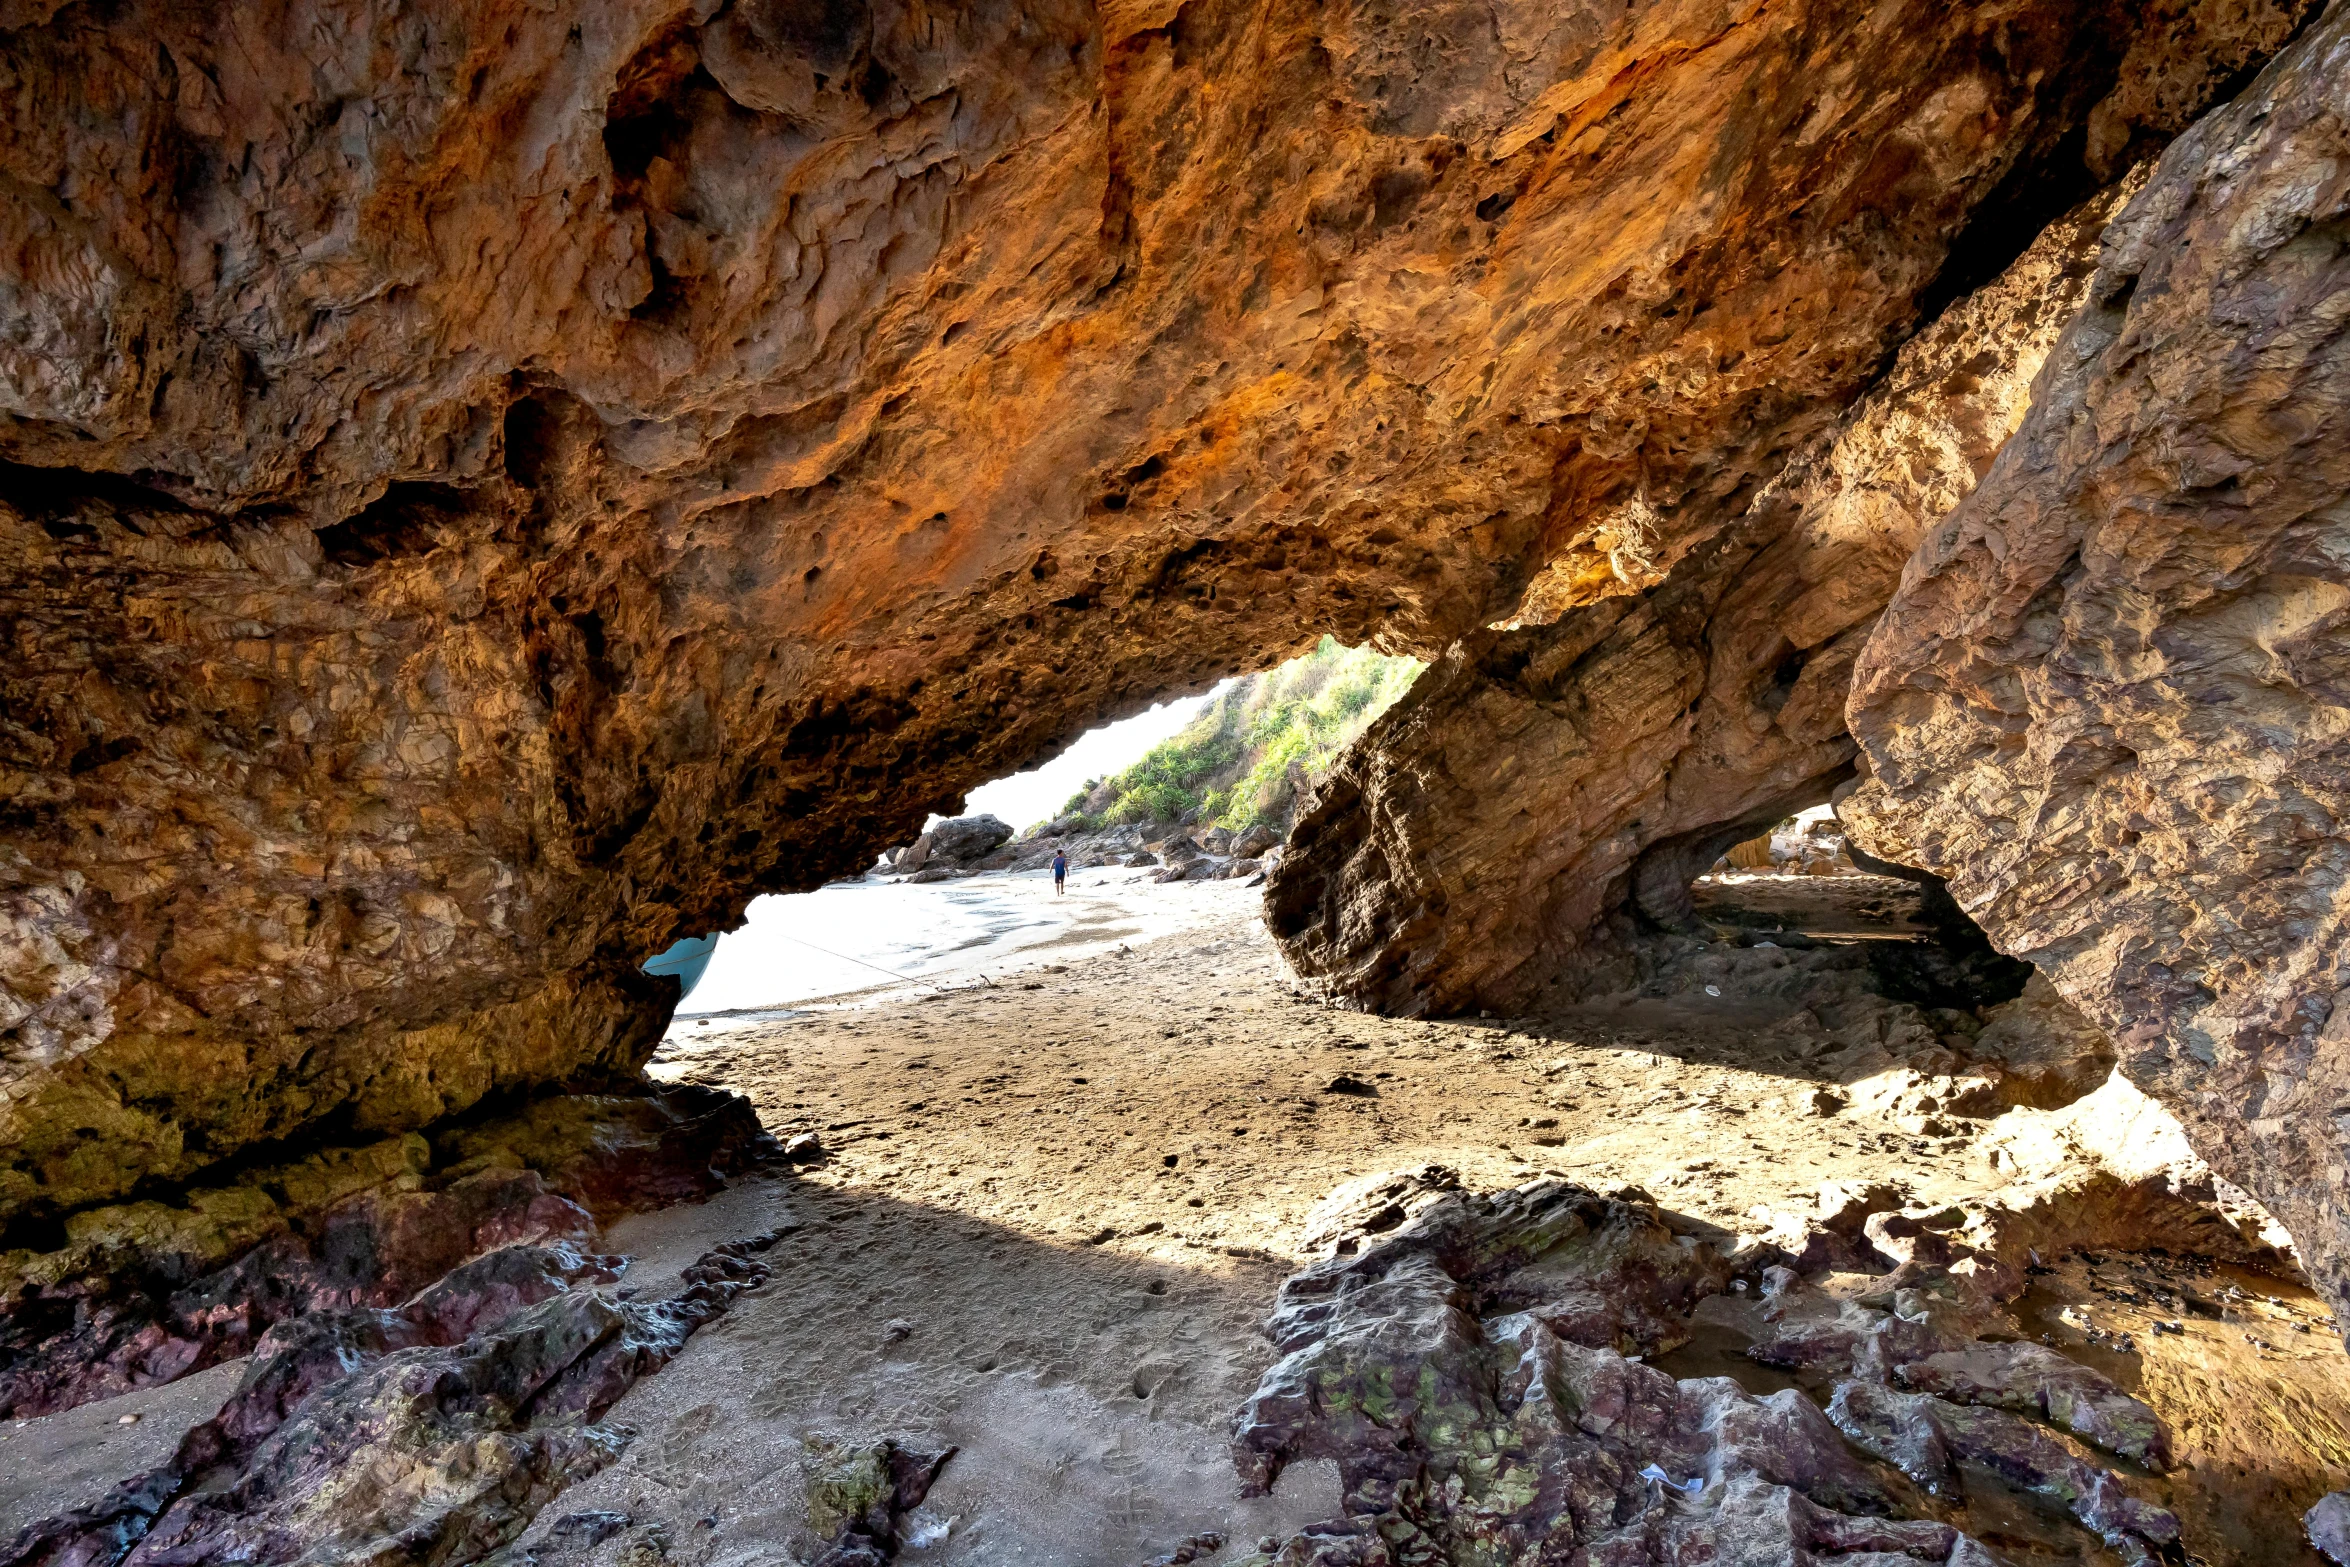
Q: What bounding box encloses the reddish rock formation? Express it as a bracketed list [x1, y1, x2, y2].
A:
[1843, 3, 2350, 1321]
[4, 1233, 782, 1567]
[1267, 178, 2128, 1012]
[4, 0, 2310, 1229]
[0, 1084, 770, 1419]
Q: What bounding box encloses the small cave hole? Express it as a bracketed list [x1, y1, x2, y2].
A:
[313, 482, 474, 567]
[1685, 804, 2033, 1009]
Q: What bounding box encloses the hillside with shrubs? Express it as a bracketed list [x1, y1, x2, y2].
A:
[1053, 638, 1423, 833]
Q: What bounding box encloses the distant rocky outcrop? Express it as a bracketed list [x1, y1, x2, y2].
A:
[880, 815, 1282, 886]
[923, 814, 1014, 863]
[885, 814, 1014, 875]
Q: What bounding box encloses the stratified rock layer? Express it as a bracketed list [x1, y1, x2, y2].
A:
[1843, 4, 2350, 1318]
[1268, 182, 2125, 1013]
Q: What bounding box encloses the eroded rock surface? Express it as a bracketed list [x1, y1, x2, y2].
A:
[799, 1438, 956, 1567]
[1267, 173, 2131, 1015]
[1228, 1176, 2198, 1567]
[0, 0, 2316, 1229]
[3, 1233, 779, 1567]
[1841, 3, 2350, 1318]
[0, 1084, 770, 1420]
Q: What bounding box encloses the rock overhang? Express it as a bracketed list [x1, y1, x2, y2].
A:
[0, 0, 2330, 1261]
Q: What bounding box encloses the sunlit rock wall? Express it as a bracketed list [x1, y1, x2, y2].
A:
[1843, 3, 2350, 1316]
[1268, 183, 2128, 1013]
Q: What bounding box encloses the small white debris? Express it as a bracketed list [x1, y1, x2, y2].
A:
[901, 1509, 957, 1549]
[1637, 1463, 1705, 1495]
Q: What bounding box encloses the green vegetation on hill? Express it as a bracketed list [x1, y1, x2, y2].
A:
[1059, 638, 1424, 832]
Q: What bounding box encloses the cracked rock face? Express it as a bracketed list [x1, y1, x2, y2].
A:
[1266, 176, 2128, 1014]
[1841, 3, 2350, 1322]
[0, 0, 2314, 1224]
[1228, 1179, 2192, 1567]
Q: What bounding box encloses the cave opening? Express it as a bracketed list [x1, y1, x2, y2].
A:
[1687, 804, 2035, 1012]
[648, 637, 1425, 1023]
[10, 0, 2350, 1554]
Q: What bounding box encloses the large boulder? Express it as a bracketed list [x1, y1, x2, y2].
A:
[1228, 1177, 2187, 1564]
[925, 815, 1014, 864]
[1232, 824, 1280, 858]
[0, 1085, 771, 1420]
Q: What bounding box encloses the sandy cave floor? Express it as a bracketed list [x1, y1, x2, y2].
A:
[9, 873, 2350, 1565]
[583, 875, 2350, 1567]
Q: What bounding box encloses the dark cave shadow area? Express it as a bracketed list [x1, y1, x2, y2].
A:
[1471, 872, 2085, 1107]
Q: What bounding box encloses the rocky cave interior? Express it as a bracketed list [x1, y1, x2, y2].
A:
[6, 0, 2350, 1562]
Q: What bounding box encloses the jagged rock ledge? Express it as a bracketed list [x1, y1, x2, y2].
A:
[0, 1085, 774, 1422]
[1224, 1165, 2292, 1567]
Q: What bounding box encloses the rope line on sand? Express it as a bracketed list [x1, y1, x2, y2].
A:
[771, 932, 996, 990]
[773, 932, 921, 982]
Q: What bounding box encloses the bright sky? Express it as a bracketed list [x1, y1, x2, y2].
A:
[947, 683, 1229, 831]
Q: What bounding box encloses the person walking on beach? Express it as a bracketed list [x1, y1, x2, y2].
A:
[1051, 849, 1069, 895]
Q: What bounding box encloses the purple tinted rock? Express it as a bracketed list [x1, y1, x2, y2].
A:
[1896, 1340, 2172, 1470]
[3, 1237, 773, 1567]
[2308, 1491, 2350, 1565]
[1828, 1378, 2180, 1561]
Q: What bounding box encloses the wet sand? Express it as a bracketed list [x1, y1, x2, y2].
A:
[678, 866, 1233, 1018]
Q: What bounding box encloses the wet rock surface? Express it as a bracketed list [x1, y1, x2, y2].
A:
[0, 1085, 771, 1421]
[3, 1233, 779, 1567]
[1841, 2, 2350, 1327]
[1894, 1341, 2171, 1471]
